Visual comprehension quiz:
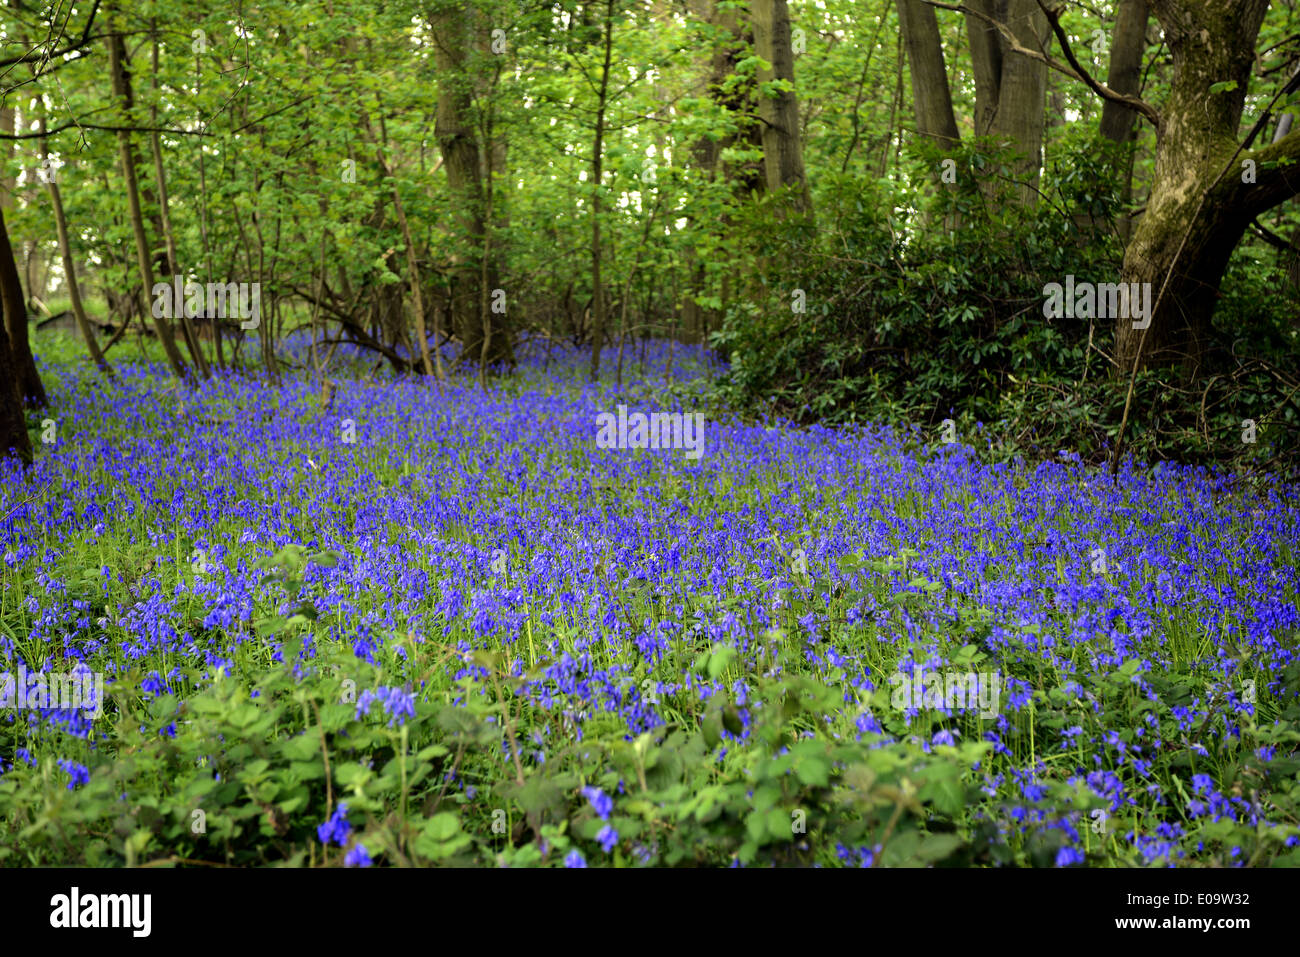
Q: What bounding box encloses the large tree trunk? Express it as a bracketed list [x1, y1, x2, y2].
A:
[0, 216, 45, 407]
[1116, 0, 1269, 375]
[0, 309, 30, 462]
[897, 0, 960, 148]
[988, 0, 1049, 208]
[431, 1, 509, 370]
[751, 0, 813, 216]
[963, 0, 1049, 208]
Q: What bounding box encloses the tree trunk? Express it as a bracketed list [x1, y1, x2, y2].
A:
[588, 0, 616, 381]
[751, 0, 813, 216]
[44, 138, 113, 377]
[1099, 0, 1150, 144]
[1115, 0, 1270, 375]
[897, 0, 960, 148]
[108, 29, 189, 380]
[0, 201, 45, 408]
[150, 23, 210, 378]
[965, 0, 1003, 138]
[0, 305, 30, 462]
[432, 2, 507, 370]
[0, 103, 45, 409]
[1100, 0, 1150, 242]
[988, 0, 1049, 208]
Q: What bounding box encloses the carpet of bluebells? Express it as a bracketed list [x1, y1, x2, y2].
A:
[1, 336, 1299, 867]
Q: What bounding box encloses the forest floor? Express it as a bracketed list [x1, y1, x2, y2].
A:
[1, 334, 1298, 867]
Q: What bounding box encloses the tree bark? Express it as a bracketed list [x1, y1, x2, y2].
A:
[988, 0, 1049, 208]
[752, 0, 813, 216]
[1115, 0, 1270, 375]
[965, 0, 1003, 138]
[0, 205, 45, 408]
[0, 305, 30, 462]
[1099, 0, 1150, 243]
[149, 22, 210, 378]
[1099, 0, 1150, 145]
[897, 0, 960, 148]
[431, 1, 509, 370]
[588, 0, 616, 381]
[108, 28, 189, 380]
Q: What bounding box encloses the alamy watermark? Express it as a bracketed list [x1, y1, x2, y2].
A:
[594, 405, 706, 460]
[151, 278, 262, 330]
[1042, 275, 1152, 329]
[49, 887, 151, 937]
[1, 665, 104, 718]
[890, 666, 1001, 718]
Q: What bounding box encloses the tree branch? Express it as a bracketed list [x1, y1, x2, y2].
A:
[0, 0, 103, 68]
[923, 0, 1161, 129]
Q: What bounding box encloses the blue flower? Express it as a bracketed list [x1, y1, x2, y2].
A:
[581, 785, 613, 820]
[564, 850, 587, 868]
[57, 759, 89, 789]
[344, 843, 373, 867]
[317, 803, 352, 846]
[595, 824, 619, 853]
[356, 686, 416, 726]
[1055, 846, 1085, 867]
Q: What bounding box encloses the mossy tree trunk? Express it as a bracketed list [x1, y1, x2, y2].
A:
[1116, 0, 1271, 375]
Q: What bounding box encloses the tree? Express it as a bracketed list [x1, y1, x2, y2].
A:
[0, 305, 30, 462]
[897, 0, 960, 149]
[1112, 0, 1274, 374]
[430, 0, 511, 372]
[970, 0, 1050, 208]
[751, 0, 813, 215]
[107, 23, 189, 381]
[588, 0, 617, 381]
[1098, 0, 1150, 243]
[0, 204, 45, 407]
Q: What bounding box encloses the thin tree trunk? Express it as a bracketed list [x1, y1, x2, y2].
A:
[108, 29, 189, 380]
[150, 21, 209, 378]
[588, 0, 616, 382]
[43, 139, 113, 377]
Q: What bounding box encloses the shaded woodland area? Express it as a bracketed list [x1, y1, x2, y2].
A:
[1, 0, 1299, 464]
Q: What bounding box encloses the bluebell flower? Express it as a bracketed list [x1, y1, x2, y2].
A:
[581, 785, 613, 820]
[57, 759, 89, 789]
[595, 824, 619, 853]
[318, 803, 352, 847]
[344, 843, 373, 867]
[1055, 846, 1085, 867]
